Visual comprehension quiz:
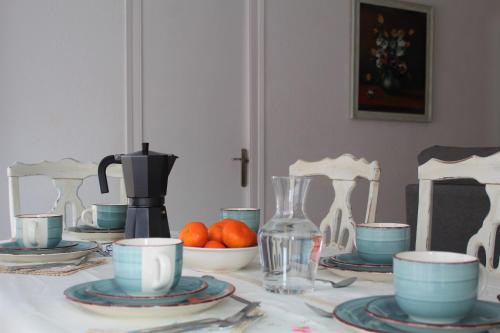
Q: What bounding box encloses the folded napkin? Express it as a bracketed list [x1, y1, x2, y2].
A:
[0, 257, 108, 276]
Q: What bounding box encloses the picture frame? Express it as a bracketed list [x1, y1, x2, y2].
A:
[351, 0, 433, 122]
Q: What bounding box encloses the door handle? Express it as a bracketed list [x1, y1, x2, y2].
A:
[232, 148, 249, 187]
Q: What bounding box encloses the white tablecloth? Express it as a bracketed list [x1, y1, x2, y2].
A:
[0, 258, 499, 333]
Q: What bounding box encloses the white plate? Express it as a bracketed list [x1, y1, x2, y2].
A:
[0, 241, 98, 263]
[70, 299, 225, 318]
[183, 246, 258, 272]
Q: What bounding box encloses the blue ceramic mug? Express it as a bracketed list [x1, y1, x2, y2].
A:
[113, 238, 183, 296]
[221, 208, 260, 232]
[15, 214, 62, 248]
[81, 204, 127, 229]
[394, 251, 487, 324]
[355, 223, 410, 264]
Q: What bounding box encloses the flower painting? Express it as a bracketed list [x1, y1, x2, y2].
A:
[352, 0, 433, 122]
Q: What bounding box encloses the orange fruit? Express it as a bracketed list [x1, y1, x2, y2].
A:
[179, 221, 208, 247]
[208, 223, 224, 242]
[221, 220, 257, 248]
[218, 218, 240, 226]
[204, 240, 226, 248]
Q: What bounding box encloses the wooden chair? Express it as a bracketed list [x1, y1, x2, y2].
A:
[416, 153, 500, 274]
[7, 158, 125, 238]
[289, 154, 381, 251]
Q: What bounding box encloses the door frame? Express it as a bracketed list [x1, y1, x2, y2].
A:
[123, 0, 266, 214]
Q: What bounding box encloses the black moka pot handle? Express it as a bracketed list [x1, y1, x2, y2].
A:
[98, 154, 122, 193]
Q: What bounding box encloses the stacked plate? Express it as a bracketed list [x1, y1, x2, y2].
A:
[333, 295, 500, 333]
[65, 225, 125, 242]
[64, 276, 235, 317]
[0, 240, 98, 263]
[320, 253, 393, 282]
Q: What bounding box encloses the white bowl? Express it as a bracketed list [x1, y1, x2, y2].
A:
[183, 246, 258, 272]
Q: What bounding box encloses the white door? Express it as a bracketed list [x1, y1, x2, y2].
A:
[136, 0, 253, 230]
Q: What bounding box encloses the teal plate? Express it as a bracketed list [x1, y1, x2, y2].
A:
[64, 277, 235, 317]
[0, 240, 78, 254]
[331, 253, 392, 268]
[334, 296, 407, 333]
[0, 241, 98, 263]
[0, 240, 91, 255]
[86, 276, 209, 301]
[365, 296, 500, 333]
[320, 257, 392, 273]
[68, 226, 124, 233]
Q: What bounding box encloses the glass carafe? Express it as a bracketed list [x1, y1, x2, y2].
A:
[258, 176, 323, 294]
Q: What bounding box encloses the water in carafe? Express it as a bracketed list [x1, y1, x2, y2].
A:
[258, 176, 323, 294]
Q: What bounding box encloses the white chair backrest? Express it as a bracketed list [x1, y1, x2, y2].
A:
[7, 158, 125, 238]
[416, 153, 500, 274]
[289, 154, 381, 251]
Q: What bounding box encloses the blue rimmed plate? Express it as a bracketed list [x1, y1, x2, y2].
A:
[320, 257, 393, 282]
[0, 240, 78, 253]
[65, 226, 125, 242]
[330, 253, 392, 269]
[64, 276, 235, 317]
[334, 296, 406, 332]
[0, 241, 98, 263]
[365, 296, 500, 333]
[86, 276, 209, 301]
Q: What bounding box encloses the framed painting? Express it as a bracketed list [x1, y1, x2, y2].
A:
[351, 0, 433, 122]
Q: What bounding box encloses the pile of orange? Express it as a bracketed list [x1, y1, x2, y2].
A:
[179, 218, 257, 248]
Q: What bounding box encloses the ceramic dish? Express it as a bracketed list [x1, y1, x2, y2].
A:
[64, 276, 235, 317]
[65, 226, 125, 242]
[329, 253, 392, 269]
[86, 276, 208, 301]
[0, 241, 98, 263]
[183, 246, 258, 272]
[365, 296, 500, 333]
[0, 240, 77, 253]
[320, 257, 393, 282]
[334, 296, 406, 333]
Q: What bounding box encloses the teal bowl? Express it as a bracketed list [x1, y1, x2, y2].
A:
[393, 251, 480, 324]
[356, 223, 410, 264]
[221, 208, 260, 233]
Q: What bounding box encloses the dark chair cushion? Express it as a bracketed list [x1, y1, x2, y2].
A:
[417, 145, 500, 165]
[406, 184, 500, 266]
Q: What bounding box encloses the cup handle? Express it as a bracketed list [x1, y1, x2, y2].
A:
[152, 255, 172, 291]
[350, 221, 357, 249]
[80, 208, 95, 227]
[27, 223, 38, 247]
[478, 264, 489, 296]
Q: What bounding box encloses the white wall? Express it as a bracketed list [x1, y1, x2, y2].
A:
[1, 0, 499, 239]
[263, 0, 500, 225]
[0, 0, 126, 238]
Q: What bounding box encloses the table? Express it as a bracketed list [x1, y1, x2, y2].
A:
[0, 258, 499, 333]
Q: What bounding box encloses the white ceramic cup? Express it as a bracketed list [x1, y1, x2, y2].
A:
[15, 214, 63, 248]
[113, 238, 183, 296]
[80, 204, 127, 229]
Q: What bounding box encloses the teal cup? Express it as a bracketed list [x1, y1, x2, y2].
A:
[15, 214, 63, 248]
[81, 204, 127, 229]
[355, 223, 410, 264]
[221, 208, 260, 232]
[394, 251, 486, 324]
[113, 238, 183, 296]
